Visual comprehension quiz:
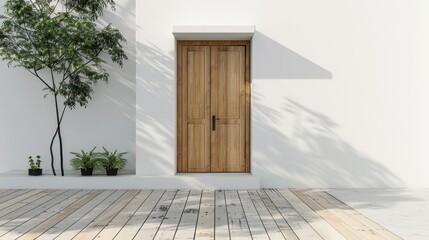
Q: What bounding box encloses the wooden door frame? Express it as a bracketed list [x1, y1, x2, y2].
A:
[177, 40, 251, 173]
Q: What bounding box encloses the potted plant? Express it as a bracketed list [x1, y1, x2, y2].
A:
[0, 0, 127, 177]
[28, 155, 42, 176]
[99, 147, 127, 176]
[70, 147, 102, 176]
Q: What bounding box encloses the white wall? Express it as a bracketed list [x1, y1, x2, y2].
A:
[0, 0, 136, 174]
[1, 0, 428, 188]
[136, 0, 429, 187]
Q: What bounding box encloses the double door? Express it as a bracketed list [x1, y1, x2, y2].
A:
[177, 41, 250, 173]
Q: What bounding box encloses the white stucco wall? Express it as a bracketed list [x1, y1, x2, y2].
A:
[0, 0, 136, 174]
[1, 0, 428, 188]
[136, 0, 429, 188]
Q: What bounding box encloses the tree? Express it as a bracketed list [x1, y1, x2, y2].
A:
[0, 0, 127, 176]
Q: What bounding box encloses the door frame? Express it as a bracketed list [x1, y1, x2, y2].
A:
[177, 40, 251, 173]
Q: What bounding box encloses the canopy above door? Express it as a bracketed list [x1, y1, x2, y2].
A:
[172, 25, 255, 40]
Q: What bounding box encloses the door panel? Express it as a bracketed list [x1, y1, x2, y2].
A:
[180, 46, 211, 172]
[187, 51, 207, 119]
[212, 124, 241, 172]
[177, 41, 249, 173]
[214, 51, 240, 119]
[210, 46, 246, 172]
[187, 124, 208, 171]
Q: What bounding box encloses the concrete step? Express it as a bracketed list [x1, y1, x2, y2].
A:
[0, 173, 260, 189]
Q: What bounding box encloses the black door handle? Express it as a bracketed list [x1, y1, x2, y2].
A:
[212, 115, 220, 131]
[212, 115, 216, 131]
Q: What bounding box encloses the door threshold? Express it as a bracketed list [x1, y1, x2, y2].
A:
[176, 173, 252, 176]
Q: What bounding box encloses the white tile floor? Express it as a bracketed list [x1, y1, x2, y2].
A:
[327, 189, 429, 240]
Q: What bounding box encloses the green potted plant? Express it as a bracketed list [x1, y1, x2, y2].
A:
[28, 155, 42, 176]
[70, 147, 102, 176]
[99, 147, 127, 176]
[0, 0, 127, 176]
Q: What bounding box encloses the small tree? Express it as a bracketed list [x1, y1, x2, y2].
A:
[0, 0, 127, 176]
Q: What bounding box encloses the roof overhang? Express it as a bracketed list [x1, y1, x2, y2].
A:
[172, 25, 255, 40]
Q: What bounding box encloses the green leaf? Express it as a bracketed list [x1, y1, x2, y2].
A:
[0, 0, 127, 109]
[97, 146, 127, 170]
[70, 147, 102, 171]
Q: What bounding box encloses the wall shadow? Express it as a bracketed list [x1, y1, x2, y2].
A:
[252, 32, 332, 79]
[62, 0, 137, 173]
[251, 32, 404, 188]
[134, 33, 403, 188]
[135, 42, 175, 175]
[252, 91, 404, 188]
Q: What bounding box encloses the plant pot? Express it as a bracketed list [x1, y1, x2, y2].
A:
[106, 168, 118, 176]
[28, 169, 42, 176]
[80, 168, 93, 176]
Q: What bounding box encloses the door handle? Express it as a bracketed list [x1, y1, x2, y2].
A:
[212, 115, 220, 131]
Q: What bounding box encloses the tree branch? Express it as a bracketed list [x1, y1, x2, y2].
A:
[22, 22, 45, 62]
[4, 35, 46, 65]
[28, 0, 42, 13]
[26, 69, 54, 91]
[9, 23, 36, 33]
[49, 0, 60, 17]
[60, 104, 66, 122]
[50, 42, 82, 67]
[63, 49, 103, 81]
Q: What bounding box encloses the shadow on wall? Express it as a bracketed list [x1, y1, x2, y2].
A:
[66, 0, 137, 172]
[251, 32, 402, 187]
[136, 42, 175, 175]
[134, 33, 403, 187]
[135, 32, 334, 176]
[252, 32, 332, 79]
[102, 1, 137, 122]
[252, 94, 403, 188]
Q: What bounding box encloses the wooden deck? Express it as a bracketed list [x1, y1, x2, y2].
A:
[0, 189, 401, 240]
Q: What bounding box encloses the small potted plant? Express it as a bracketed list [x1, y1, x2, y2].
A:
[99, 147, 127, 176]
[70, 147, 102, 176]
[28, 155, 42, 176]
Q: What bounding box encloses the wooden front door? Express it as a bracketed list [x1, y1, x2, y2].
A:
[177, 41, 250, 173]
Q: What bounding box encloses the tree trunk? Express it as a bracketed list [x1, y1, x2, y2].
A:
[53, 93, 65, 176]
[58, 127, 64, 176]
[49, 106, 66, 176]
[49, 129, 57, 176]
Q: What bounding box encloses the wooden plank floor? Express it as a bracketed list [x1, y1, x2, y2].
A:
[0, 189, 402, 240]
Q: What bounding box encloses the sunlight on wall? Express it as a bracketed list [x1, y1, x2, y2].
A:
[0, 0, 137, 173]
